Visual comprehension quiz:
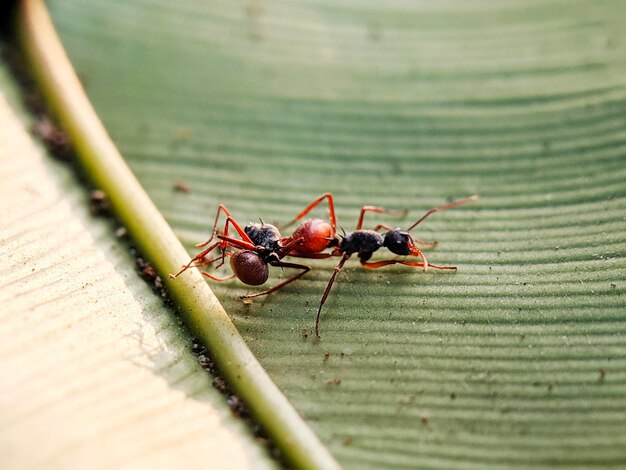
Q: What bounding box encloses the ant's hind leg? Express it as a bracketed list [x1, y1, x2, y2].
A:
[361, 259, 457, 271]
[171, 237, 253, 279]
[281, 193, 337, 231]
[170, 241, 222, 278]
[195, 204, 234, 248]
[189, 249, 234, 271]
[287, 252, 335, 259]
[201, 271, 236, 281]
[240, 261, 310, 299]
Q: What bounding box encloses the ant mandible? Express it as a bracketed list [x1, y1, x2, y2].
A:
[314, 195, 479, 338]
[169, 194, 339, 299]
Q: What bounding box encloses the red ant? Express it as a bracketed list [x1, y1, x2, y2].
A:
[313, 195, 479, 338]
[169, 194, 339, 299]
[279, 193, 338, 256]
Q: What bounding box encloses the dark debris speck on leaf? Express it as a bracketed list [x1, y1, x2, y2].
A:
[228, 395, 248, 418]
[32, 116, 73, 161]
[89, 190, 111, 215]
[172, 180, 191, 193]
[134, 256, 167, 299]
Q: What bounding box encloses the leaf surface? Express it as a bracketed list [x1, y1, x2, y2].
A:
[41, 0, 626, 467]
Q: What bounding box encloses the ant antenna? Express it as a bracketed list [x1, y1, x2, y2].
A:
[406, 195, 479, 232]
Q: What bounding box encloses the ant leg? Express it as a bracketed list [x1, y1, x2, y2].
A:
[217, 235, 258, 251]
[406, 195, 478, 232]
[315, 253, 351, 338]
[190, 250, 233, 270]
[192, 205, 253, 270]
[287, 252, 336, 259]
[212, 216, 255, 267]
[372, 223, 394, 232]
[276, 236, 305, 258]
[361, 259, 457, 271]
[422, 262, 457, 270]
[221, 216, 254, 244]
[201, 271, 236, 281]
[196, 204, 234, 248]
[286, 246, 343, 259]
[280, 193, 337, 232]
[170, 238, 252, 279]
[240, 261, 310, 299]
[170, 241, 222, 278]
[356, 207, 408, 230]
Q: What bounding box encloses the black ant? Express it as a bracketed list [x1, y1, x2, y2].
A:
[313, 195, 479, 338]
[170, 194, 338, 299]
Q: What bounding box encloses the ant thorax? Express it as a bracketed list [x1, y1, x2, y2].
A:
[244, 223, 282, 251]
[340, 230, 384, 258]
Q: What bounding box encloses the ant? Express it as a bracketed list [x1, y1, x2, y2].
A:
[313, 195, 479, 338]
[170, 194, 339, 299]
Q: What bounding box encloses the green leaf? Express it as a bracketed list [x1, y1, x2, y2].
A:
[18, 0, 626, 467]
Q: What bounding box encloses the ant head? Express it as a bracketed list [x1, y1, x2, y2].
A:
[230, 250, 269, 286]
[383, 229, 414, 256]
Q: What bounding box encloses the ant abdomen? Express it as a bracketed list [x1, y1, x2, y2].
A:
[291, 218, 334, 254]
[230, 250, 269, 285]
